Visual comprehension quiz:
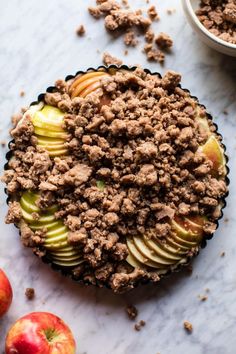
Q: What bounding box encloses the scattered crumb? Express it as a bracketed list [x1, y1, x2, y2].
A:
[205, 288, 210, 293]
[184, 321, 193, 333]
[155, 32, 173, 50]
[126, 304, 138, 320]
[124, 49, 128, 55]
[87, 1, 173, 65]
[198, 294, 208, 301]
[145, 29, 155, 43]
[167, 8, 176, 15]
[25, 288, 35, 300]
[76, 25, 86, 36]
[124, 30, 138, 47]
[220, 251, 225, 257]
[134, 320, 146, 331]
[224, 217, 229, 223]
[103, 52, 123, 66]
[122, 0, 129, 8]
[144, 44, 165, 63]
[223, 109, 228, 115]
[97, 49, 101, 54]
[0, 141, 6, 148]
[20, 90, 25, 97]
[147, 5, 159, 21]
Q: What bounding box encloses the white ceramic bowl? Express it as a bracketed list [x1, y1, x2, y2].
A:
[182, 0, 236, 57]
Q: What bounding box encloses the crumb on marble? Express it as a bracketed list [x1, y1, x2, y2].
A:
[198, 294, 208, 301]
[20, 90, 25, 97]
[224, 217, 229, 223]
[147, 5, 159, 21]
[103, 52, 123, 66]
[220, 251, 225, 257]
[124, 49, 128, 55]
[184, 321, 193, 333]
[76, 25, 86, 36]
[134, 320, 146, 331]
[205, 288, 210, 293]
[0, 141, 6, 148]
[25, 287, 35, 300]
[223, 109, 228, 115]
[167, 8, 176, 15]
[126, 304, 138, 320]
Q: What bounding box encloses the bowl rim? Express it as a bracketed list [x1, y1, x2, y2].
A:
[183, 0, 236, 50]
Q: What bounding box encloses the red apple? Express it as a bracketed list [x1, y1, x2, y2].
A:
[0, 269, 13, 317]
[5, 312, 76, 354]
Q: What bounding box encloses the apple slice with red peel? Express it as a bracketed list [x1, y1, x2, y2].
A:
[200, 135, 225, 176]
[70, 73, 109, 98]
[172, 216, 203, 243]
[5, 312, 76, 354]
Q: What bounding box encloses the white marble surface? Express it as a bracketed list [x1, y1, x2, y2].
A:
[0, 0, 236, 353]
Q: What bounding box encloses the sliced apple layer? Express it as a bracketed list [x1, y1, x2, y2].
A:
[199, 135, 226, 177]
[31, 105, 69, 157]
[69, 71, 110, 98]
[20, 191, 84, 267]
[126, 215, 206, 273]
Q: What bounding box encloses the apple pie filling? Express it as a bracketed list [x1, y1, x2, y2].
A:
[3, 67, 228, 292]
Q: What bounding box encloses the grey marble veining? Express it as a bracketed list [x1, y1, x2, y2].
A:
[0, 0, 236, 353]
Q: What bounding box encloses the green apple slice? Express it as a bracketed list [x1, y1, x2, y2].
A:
[45, 149, 68, 157]
[126, 253, 146, 269]
[133, 236, 176, 266]
[32, 116, 65, 132]
[172, 233, 198, 248]
[52, 254, 83, 261]
[127, 237, 164, 268]
[51, 248, 81, 257]
[52, 258, 85, 267]
[34, 127, 69, 139]
[165, 237, 190, 252]
[144, 237, 182, 261]
[30, 220, 62, 231]
[44, 240, 69, 250]
[20, 195, 40, 213]
[46, 224, 68, 237]
[155, 237, 188, 255]
[36, 136, 66, 146]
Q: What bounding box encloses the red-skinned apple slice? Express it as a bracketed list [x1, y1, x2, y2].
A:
[200, 135, 225, 176]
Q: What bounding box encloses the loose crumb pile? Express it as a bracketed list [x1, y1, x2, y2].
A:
[87, 0, 173, 64]
[196, 0, 236, 45]
[184, 320, 193, 333]
[4, 68, 227, 292]
[25, 288, 35, 300]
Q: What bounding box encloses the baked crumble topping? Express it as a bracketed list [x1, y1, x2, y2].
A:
[196, 0, 236, 45]
[3, 67, 228, 293]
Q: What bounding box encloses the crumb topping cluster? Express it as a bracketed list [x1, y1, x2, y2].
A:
[3, 67, 227, 292]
